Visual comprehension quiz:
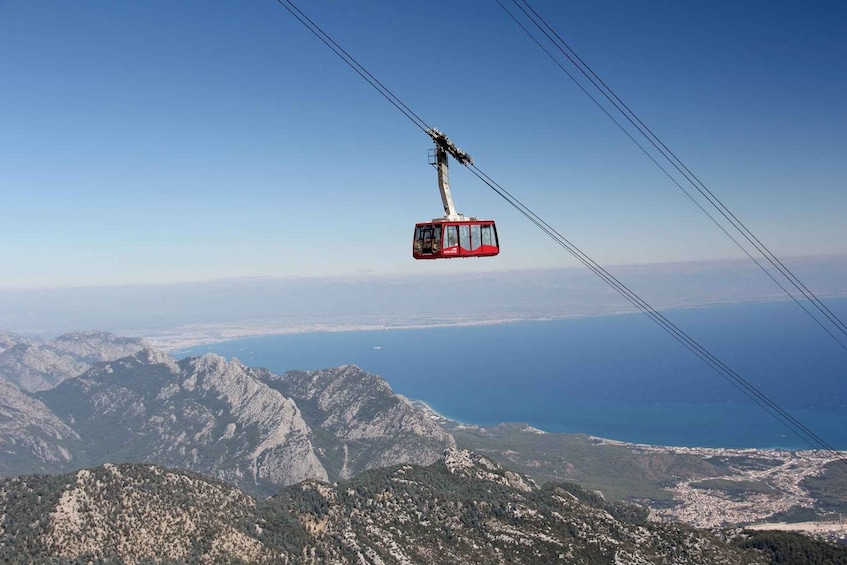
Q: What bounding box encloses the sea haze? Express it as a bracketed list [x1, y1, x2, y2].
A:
[178, 298, 847, 450]
[5, 256, 846, 339]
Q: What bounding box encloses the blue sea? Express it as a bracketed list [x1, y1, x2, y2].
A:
[177, 299, 847, 450]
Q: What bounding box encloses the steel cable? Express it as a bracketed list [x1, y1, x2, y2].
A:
[499, 0, 847, 349]
[273, 0, 844, 461]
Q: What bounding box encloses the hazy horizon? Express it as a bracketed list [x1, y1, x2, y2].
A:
[3, 255, 846, 346]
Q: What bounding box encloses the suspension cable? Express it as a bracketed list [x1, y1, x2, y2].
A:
[272, 0, 844, 460]
[273, 0, 431, 134]
[468, 162, 842, 458]
[498, 0, 847, 349]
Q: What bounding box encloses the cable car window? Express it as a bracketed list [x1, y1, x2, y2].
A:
[480, 225, 492, 247]
[420, 225, 436, 254]
[445, 225, 458, 247]
[470, 224, 481, 251]
[432, 225, 441, 251]
[459, 225, 471, 251]
[414, 226, 422, 253]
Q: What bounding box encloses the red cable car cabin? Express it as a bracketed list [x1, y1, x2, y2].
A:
[413, 220, 499, 259]
[412, 128, 500, 260]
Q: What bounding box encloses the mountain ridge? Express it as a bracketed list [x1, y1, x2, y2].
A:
[0, 378, 81, 476]
[0, 330, 148, 392]
[0, 332, 454, 496]
[38, 348, 328, 494]
[1, 329, 843, 544]
[0, 452, 795, 564]
[264, 364, 455, 481]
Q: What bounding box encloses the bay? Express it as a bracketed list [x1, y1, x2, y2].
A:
[177, 299, 847, 449]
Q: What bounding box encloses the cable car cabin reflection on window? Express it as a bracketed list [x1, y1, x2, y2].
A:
[412, 221, 499, 259]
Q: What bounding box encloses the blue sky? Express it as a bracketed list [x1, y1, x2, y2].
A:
[2, 0, 845, 289]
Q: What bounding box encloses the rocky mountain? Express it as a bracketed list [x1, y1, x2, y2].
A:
[0, 331, 34, 354]
[38, 349, 327, 495]
[271, 448, 767, 564]
[265, 365, 455, 481]
[0, 335, 455, 495]
[0, 378, 80, 476]
[0, 330, 147, 392]
[0, 463, 275, 564]
[1, 452, 813, 565]
[48, 330, 149, 363]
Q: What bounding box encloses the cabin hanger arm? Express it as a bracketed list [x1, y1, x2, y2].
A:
[427, 128, 472, 221]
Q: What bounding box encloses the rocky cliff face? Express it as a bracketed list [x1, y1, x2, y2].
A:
[0, 330, 147, 392]
[38, 349, 327, 495]
[265, 365, 455, 480]
[1, 334, 457, 494]
[0, 456, 772, 564]
[0, 378, 80, 475]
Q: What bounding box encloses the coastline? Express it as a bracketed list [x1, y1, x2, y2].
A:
[143, 314, 593, 352]
[412, 401, 845, 456]
[149, 299, 847, 453]
[139, 294, 834, 352]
